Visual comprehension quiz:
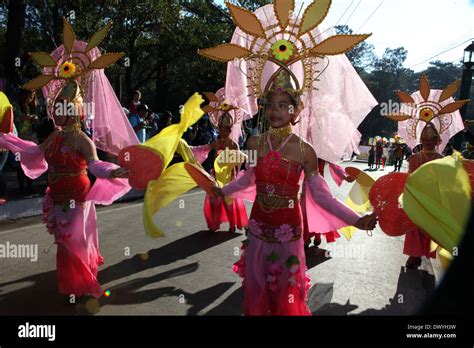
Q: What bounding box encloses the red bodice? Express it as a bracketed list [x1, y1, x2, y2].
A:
[251, 145, 303, 228]
[45, 134, 90, 204]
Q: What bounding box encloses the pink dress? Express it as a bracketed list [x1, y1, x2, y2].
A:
[223, 134, 361, 315]
[232, 135, 311, 315]
[202, 142, 248, 231]
[0, 133, 131, 298]
[403, 151, 442, 258]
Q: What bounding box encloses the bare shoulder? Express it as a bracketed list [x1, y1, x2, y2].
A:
[246, 135, 261, 150]
[231, 140, 239, 150]
[77, 131, 94, 146]
[39, 130, 60, 151]
[291, 134, 316, 156]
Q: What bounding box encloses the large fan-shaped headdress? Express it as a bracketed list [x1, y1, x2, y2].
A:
[198, 0, 377, 163]
[22, 18, 138, 155]
[199, 0, 370, 100]
[24, 18, 123, 97]
[386, 75, 469, 151]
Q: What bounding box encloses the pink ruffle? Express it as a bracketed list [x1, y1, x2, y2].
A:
[304, 175, 360, 233]
[190, 145, 211, 164]
[221, 167, 256, 202]
[329, 163, 347, 187]
[0, 133, 48, 179]
[86, 161, 131, 206]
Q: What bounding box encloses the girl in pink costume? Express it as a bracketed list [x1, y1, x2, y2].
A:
[200, 0, 378, 315]
[0, 19, 137, 300]
[202, 113, 248, 233]
[214, 78, 377, 315]
[404, 124, 442, 269]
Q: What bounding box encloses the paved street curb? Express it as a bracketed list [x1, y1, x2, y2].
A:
[0, 189, 145, 221]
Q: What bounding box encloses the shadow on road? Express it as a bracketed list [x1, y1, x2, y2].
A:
[0, 229, 240, 315]
[88, 263, 236, 315]
[308, 266, 436, 316]
[205, 287, 243, 315]
[98, 230, 241, 285]
[0, 269, 79, 315]
[305, 246, 332, 270]
[355, 266, 436, 315]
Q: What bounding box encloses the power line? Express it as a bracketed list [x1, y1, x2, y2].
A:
[437, 30, 473, 51]
[408, 38, 473, 69]
[343, 0, 361, 26]
[335, 0, 354, 26]
[356, 0, 384, 32]
[314, 0, 355, 40]
[419, 30, 473, 62]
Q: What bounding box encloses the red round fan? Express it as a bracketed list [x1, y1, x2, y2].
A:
[118, 146, 164, 190]
[185, 163, 217, 197]
[369, 173, 417, 237]
[0, 106, 13, 133]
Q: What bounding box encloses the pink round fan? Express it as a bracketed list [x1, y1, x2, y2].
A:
[185, 163, 217, 197]
[118, 146, 164, 190]
[369, 173, 417, 237]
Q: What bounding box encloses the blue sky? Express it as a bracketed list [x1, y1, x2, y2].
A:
[215, 0, 474, 72]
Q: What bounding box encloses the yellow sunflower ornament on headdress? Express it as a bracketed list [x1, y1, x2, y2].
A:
[59, 61, 78, 79]
[23, 18, 124, 91]
[271, 40, 294, 62]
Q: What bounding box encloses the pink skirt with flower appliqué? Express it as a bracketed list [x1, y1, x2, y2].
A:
[43, 189, 104, 298]
[203, 193, 248, 231]
[233, 231, 312, 316]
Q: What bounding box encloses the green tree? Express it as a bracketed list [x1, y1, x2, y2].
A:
[358, 47, 415, 139]
[335, 25, 376, 73]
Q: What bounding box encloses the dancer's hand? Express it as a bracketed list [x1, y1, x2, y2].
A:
[110, 167, 130, 179]
[212, 186, 224, 197]
[344, 175, 355, 183]
[353, 213, 377, 230]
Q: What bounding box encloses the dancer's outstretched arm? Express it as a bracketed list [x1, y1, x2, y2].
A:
[0, 132, 48, 179]
[303, 142, 376, 231]
[76, 133, 129, 179]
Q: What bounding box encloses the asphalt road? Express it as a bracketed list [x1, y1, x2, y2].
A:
[0, 160, 440, 316]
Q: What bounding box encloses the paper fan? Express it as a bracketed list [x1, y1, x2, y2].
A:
[185, 163, 218, 197]
[369, 173, 417, 237]
[118, 146, 164, 190]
